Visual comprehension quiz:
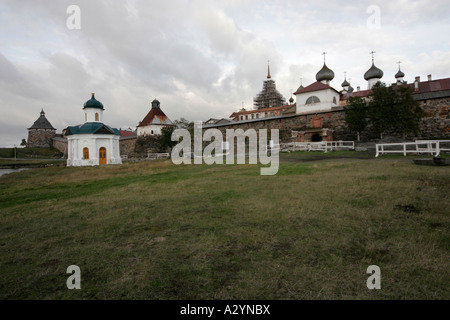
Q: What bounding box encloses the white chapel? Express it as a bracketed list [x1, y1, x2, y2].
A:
[65, 93, 122, 166]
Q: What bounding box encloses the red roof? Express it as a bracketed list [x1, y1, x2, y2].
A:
[138, 106, 173, 127]
[293, 81, 340, 95]
[229, 104, 293, 118]
[415, 78, 450, 93]
[120, 130, 137, 137]
[340, 89, 372, 100]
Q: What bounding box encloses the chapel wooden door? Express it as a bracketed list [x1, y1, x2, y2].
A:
[99, 147, 107, 165]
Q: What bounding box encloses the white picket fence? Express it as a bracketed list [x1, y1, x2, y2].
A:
[375, 140, 450, 157]
[282, 141, 355, 153]
[147, 153, 170, 159]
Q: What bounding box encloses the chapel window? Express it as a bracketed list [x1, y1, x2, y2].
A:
[306, 96, 320, 104]
[83, 147, 89, 160]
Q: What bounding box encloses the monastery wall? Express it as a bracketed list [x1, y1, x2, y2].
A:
[205, 100, 450, 142]
[419, 97, 450, 139]
[119, 136, 137, 156]
[52, 136, 68, 154]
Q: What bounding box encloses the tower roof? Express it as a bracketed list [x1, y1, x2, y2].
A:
[253, 65, 286, 109]
[29, 109, 56, 130]
[137, 99, 173, 127]
[83, 93, 104, 110]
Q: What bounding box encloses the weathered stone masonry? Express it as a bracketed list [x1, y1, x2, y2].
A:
[419, 97, 450, 139]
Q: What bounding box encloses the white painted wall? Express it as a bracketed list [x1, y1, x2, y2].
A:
[67, 134, 122, 166]
[137, 124, 165, 136]
[83, 108, 104, 123]
[295, 89, 340, 113]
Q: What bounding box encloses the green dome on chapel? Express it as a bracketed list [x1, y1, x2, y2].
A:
[83, 93, 104, 110]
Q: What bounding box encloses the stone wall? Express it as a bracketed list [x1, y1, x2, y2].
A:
[119, 136, 137, 156]
[27, 128, 56, 148]
[52, 136, 68, 154]
[205, 97, 450, 142]
[419, 97, 450, 139]
[205, 108, 354, 143]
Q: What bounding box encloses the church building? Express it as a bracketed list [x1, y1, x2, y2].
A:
[65, 93, 122, 166]
[204, 52, 449, 143]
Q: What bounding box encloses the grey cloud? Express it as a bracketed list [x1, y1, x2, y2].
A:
[0, 0, 449, 146]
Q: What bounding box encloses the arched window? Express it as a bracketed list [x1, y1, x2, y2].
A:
[333, 97, 337, 104]
[83, 147, 89, 160]
[85, 113, 87, 121]
[95, 113, 99, 121]
[306, 96, 320, 104]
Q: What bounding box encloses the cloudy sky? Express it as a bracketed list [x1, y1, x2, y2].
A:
[1, 0, 450, 146]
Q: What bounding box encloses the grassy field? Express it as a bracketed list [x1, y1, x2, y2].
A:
[0, 151, 449, 299]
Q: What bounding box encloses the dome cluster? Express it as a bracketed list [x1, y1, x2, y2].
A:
[309, 52, 410, 92]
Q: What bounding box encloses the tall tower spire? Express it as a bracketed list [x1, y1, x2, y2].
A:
[253, 62, 286, 109]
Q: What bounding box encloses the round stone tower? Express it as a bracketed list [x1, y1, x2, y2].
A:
[27, 109, 56, 148]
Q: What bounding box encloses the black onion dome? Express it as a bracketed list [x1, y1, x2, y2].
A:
[364, 63, 384, 80]
[395, 69, 405, 78]
[341, 79, 350, 87]
[316, 63, 335, 82]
